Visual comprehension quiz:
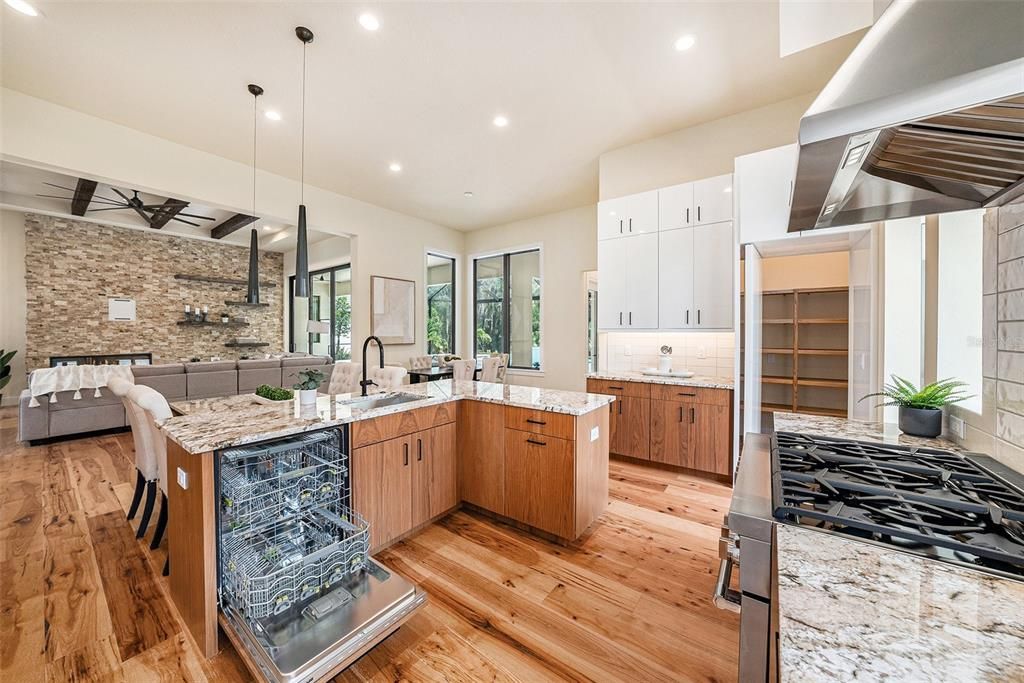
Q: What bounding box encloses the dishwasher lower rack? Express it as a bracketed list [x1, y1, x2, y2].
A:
[220, 433, 350, 533]
[220, 506, 370, 627]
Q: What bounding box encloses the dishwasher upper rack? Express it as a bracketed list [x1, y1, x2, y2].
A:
[221, 506, 370, 626]
[219, 433, 351, 533]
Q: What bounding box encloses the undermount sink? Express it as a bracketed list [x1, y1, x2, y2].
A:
[341, 392, 424, 411]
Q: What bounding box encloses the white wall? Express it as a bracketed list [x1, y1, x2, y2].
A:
[0, 210, 27, 405]
[1, 88, 466, 373]
[598, 93, 815, 201]
[882, 216, 925, 422]
[464, 205, 596, 392]
[937, 210, 984, 414]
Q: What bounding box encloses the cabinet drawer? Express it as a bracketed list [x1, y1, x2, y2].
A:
[504, 406, 575, 441]
[649, 384, 730, 406]
[351, 403, 457, 448]
[586, 378, 651, 399]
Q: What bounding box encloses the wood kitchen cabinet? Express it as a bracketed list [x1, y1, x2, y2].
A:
[352, 436, 413, 550]
[457, 400, 505, 515]
[411, 422, 458, 527]
[587, 379, 651, 460]
[649, 399, 692, 468]
[504, 428, 575, 539]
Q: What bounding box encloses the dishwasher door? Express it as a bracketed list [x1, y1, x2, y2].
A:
[221, 559, 426, 683]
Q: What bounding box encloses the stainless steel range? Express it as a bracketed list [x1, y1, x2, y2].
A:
[717, 430, 1024, 682]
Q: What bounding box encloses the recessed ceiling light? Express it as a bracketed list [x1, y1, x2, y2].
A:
[264, 110, 282, 121]
[359, 13, 380, 31]
[4, 0, 40, 16]
[674, 34, 696, 51]
[464, 191, 474, 198]
[263, 225, 275, 232]
[389, 162, 402, 172]
[492, 115, 509, 128]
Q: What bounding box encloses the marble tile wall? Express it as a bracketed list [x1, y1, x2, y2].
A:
[955, 202, 1024, 472]
[24, 213, 284, 369]
[598, 331, 735, 378]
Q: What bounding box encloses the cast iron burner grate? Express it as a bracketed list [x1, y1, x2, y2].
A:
[772, 431, 1024, 579]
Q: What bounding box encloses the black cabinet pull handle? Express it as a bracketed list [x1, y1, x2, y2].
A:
[417, 438, 423, 461]
[678, 392, 696, 397]
[697, 205, 701, 222]
[619, 311, 623, 325]
[686, 207, 689, 224]
[526, 438, 547, 447]
[628, 218, 632, 232]
[526, 418, 546, 426]
[678, 406, 683, 422]
[686, 310, 689, 325]
[629, 311, 632, 325]
[690, 407, 696, 424]
[697, 309, 701, 325]
[619, 219, 623, 234]
[608, 385, 624, 390]
[403, 442, 409, 466]
[618, 400, 623, 415]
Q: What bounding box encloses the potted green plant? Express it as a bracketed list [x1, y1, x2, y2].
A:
[293, 369, 326, 406]
[0, 349, 16, 407]
[860, 376, 972, 438]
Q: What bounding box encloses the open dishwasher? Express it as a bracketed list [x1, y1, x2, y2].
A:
[216, 427, 426, 682]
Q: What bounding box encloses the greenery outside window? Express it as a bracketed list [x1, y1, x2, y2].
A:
[426, 253, 456, 355]
[289, 264, 352, 360]
[474, 248, 541, 370]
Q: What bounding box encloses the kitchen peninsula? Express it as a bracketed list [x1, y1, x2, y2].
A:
[158, 379, 613, 669]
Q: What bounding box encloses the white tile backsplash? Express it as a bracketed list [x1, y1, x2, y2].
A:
[599, 331, 736, 378]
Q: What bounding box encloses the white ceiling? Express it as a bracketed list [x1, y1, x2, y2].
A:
[0, 160, 332, 252]
[0, 2, 862, 231]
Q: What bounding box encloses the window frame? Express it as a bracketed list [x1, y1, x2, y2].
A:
[471, 245, 543, 372]
[425, 251, 457, 356]
[288, 263, 352, 359]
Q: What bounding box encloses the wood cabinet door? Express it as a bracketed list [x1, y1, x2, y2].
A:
[692, 221, 734, 330]
[609, 395, 650, 460]
[625, 232, 659, 329]
[658, 227, 695, 329]
[503, 429, 574, 539]
[691, 403, 732, 476]
[597, 240, 628, 329]
[352, 436, 413, 550]
[649, 399, 693, 467]
[412, 422, 458, 526]
[693, 173, 733, 225]
[457, 401, 505, 515]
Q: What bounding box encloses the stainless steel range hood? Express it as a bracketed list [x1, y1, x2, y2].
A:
[789, 0, 1024, 232]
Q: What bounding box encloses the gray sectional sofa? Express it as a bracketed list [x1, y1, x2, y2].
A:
[18, 356, 333, 444]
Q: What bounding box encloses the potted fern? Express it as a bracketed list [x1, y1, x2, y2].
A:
[860, 376, 972, 438]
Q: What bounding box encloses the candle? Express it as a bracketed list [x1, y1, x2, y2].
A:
[185, 304, 191, 313]
[202, 305, 208, 313]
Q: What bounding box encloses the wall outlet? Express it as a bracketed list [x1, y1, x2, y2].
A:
[176, 466, 189, 490]
[590, 426, 600, 442]
[624, 345, 631, 356]
[696, 346, 707, 359]
[948, 415, 966, 440]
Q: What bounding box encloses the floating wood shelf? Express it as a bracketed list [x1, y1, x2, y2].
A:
[762, 348, 795, 354]
[797, 377, 848, 388]
[224, 341, 269, 348]
[762, 375, 794, 385]
[760, 402, 793, 413]
[797, 349, 848, 356]
[762, 318, 794, 325]
[175, 273, 277, 288]
[176, 320, 250, 327]
[224, 301, 270, 307]
[798, 318, 849, 324]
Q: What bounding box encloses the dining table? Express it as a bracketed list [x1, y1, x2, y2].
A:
[408, 362, 482, 384]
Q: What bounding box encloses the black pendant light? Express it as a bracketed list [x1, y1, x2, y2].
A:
[246, 83, 264, 305]
[293, 25, 314, 298]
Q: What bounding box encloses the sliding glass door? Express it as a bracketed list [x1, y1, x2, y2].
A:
[289, 264, 351, 360]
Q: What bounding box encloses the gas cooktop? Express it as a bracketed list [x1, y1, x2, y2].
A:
[772, 431, 1024, 580]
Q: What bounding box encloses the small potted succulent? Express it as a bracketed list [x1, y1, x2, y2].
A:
[293, 369, 326, 406]
[860, 376, 972, 438]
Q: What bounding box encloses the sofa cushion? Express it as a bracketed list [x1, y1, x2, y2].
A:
[238, 360, 284, 393]
[18, 389, 49, 442]
[186, 369, 238, 399]
[48, 389, 123, 411]
[132, 363, 184, 378]
[135, 373, 187, 401]
[237, 359, 280, 370]
[49, 403, 126, 437]
[281, 356, 332, 367]
[185, 360, 237, 373]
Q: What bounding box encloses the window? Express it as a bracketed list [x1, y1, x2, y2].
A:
[473, 248, 541, 370]
[426, 253, 456, 355]
[289, 264, 352, 360]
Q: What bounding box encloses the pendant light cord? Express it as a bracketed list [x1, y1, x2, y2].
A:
[300, 41, 306, 204]
[252, 91, 258, 219]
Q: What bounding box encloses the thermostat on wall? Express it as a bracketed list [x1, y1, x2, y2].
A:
[108, 298, 136, 322]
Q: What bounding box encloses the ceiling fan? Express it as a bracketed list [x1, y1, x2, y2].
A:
[38, 182, 216, 228]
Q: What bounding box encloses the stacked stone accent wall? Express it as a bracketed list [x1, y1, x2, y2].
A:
[24, 213, 283, 369]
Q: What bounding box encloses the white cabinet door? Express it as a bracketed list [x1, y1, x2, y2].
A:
[625, 232, 659, 329]
[735, 143, 798, 245]
[693, 173, 733, 225]
[626, 190, 659, 235]
[597, 241, 627, 328]
[658, 183, 694, 232]
[597, 197, 629, 241]
[692, 221, 734, 329]
[658, 228, 695, 329]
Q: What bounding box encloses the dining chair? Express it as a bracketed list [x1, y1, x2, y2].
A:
[496, 353, 510, 383]
[108, 376, 157, 530]
[451, 359, 476, 381]
[129, 384, 172, 575]
[328, 362, 362, 395]
[365, 366, 408, 392]
[479, 356, 502, 382]
[409, 355, 434, 370]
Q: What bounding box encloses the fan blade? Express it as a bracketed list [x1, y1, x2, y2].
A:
[171, 217, 202, 227]
[43, 181, 79, 193]
[111, 188, 155, 224]
[86, 207, 133, 212]
[110, 188, 131, 202]
[36, 194, 74, 201]
[177, 212, 216, 221]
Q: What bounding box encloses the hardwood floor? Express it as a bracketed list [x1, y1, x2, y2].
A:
[0, 406, 738, 682]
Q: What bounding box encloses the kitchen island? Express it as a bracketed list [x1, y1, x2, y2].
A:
[159, 380, 613, 662]
[772, 411, 1024, 682]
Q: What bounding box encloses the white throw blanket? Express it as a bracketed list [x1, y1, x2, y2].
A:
[28, 364, 135, 407]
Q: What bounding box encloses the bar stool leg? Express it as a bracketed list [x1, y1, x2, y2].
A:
[150, 493, 168, 550]
[126, 470, 145, 520]
[136, 481, 157, 539]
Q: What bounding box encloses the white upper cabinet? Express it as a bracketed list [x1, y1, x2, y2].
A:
[658, 182, 694, 232]
[735, 144, 798, 245]
[658, 227, 695, 328]
[597, 232, 658, 329]
[692, 222, 734, 329]
[597, 190, 658, 240]
[693, 173, 734, 226]
[597, 239, 628, 328]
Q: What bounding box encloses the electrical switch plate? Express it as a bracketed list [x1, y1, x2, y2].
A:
[948, 415, 966, 440]
[697, 346, 707, 359]
[177, 467, 189, 490]
[590, 426, 600, 442]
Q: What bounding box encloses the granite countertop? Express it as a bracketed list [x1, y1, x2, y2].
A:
[586, 370, 734, 390]
[778, 524, 1024, 682]
[162, 379, 614, 454]
[772, 410, 963, 451]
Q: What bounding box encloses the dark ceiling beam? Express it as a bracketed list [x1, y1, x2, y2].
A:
[210, 213, 258, 240]
[70, 179, 97, 216]
[149, 199, 188, 229]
